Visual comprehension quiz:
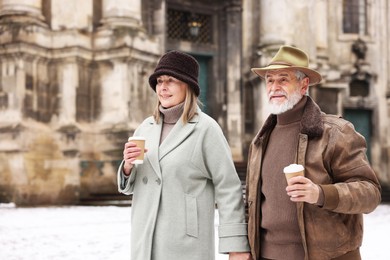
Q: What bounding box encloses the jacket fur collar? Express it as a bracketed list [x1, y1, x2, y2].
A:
[254, 96, 324, 146]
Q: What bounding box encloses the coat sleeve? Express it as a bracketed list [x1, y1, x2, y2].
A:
[201, 122, 250, 253]
[116, 119, 151, 195]
[117, 160, 137, 195]
[320, 121, 381, 214]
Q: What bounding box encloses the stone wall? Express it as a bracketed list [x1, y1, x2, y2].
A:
[0, 0, 389, 205]
[0, 0, 161, 205]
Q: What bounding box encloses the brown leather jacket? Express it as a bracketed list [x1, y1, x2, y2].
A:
[246, 97, 381, 260]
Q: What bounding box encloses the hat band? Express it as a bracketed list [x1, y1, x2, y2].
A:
[268, 61, 294, 67]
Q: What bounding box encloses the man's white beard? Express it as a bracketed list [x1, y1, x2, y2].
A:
[267, 90, 303, 115]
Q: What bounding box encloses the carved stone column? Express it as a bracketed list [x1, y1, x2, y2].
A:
[315, 0, 328, 51]
[57, 60, 78, 125]
[226, 0, 244, 161]
[0, 0, 44, 20]
[259, 0, 315, 48]
[100, 0, 141, 28]
[0, 58, 25, 122]
[99, 60, 129, 124]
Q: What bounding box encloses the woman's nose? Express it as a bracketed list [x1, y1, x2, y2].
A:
[160, 83, 168, 91]
[157, 81, 168, 90]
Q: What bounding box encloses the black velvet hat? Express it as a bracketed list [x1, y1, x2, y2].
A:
[148, 50, 200, 96]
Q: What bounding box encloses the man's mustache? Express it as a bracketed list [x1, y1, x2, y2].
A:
[268, 91, 287, 99]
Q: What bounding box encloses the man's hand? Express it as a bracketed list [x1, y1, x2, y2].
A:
[229, 252, 251, 260]
[286, 176, 320, 204]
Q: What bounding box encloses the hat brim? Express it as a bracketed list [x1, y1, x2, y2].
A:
[251, 65, 322, 86]
[149, 69, 200, 96]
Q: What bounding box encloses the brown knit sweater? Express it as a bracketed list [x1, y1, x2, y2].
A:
[260, 96, 307, 259]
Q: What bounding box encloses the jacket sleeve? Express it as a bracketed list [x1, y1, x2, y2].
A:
[320, 121, 381, 214]
[201, 123, 250, 253]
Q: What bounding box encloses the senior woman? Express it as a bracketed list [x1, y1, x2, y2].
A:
[117, 50, 251, 260]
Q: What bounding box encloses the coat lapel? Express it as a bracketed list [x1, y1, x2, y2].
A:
[158, 112, 199, 161]
[145, 120, 163, 178]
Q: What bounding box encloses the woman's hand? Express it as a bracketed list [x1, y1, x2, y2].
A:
[122, 141, 146, 176]
[229, 252, 251, 260]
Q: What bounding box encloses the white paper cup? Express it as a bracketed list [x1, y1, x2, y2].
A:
[128, 137, 145, 164]
[283, 164, 304, 183]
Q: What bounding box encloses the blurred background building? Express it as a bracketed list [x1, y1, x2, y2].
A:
[0, 0, 389, 205]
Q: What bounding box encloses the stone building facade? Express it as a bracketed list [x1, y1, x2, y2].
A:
[0, 0, 389, 205]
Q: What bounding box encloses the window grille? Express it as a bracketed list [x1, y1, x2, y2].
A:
[23, 75, 34, 119]
[76, 63, 100, 122]
[343, 0, 367, 35]
[167, 9, 212, 44]
[350, 75, 370, 97]
[0, 91, 6, 109]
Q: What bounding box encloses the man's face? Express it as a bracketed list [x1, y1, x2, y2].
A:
[265, 69, 309, 114]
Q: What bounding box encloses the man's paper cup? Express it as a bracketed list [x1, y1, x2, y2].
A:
[128, 137, 145, 164]
[283, 164, 304, 183]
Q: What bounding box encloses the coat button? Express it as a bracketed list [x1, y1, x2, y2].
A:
[142, 177, 148, 184]
[155, 178, 161, 185]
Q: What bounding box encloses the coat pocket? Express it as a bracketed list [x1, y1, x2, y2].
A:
[185, 194, 198, 238]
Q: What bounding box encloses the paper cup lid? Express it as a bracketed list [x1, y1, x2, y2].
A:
[128, 136, 146, 141]
[283, 164, 304, 174]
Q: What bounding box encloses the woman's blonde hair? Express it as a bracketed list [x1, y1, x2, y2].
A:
[153, 85, 201, 124]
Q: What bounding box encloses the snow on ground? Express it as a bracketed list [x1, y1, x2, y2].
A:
[361, 203, 390, 259]
[0, 203, 389, 260]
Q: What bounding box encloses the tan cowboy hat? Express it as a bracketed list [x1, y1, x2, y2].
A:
[251, 45, 322, 86]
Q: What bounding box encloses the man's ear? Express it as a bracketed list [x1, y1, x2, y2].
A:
[300, 77, 309, 94]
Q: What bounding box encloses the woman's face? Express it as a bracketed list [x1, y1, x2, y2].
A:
[156, 75, 187, 108]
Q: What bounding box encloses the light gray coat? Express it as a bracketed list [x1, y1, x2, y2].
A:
[117, 109, 249, 260]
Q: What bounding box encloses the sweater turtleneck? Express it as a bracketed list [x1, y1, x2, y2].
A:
[260, 95, 308, 260]
[159, 102, 184, 144]
[277, 95, 307, 125]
